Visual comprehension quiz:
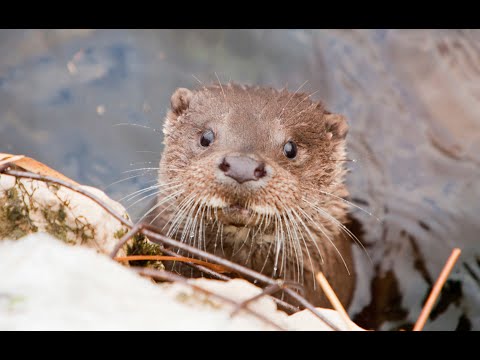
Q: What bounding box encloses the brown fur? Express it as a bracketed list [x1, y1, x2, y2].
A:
[152, 83, 355, 308]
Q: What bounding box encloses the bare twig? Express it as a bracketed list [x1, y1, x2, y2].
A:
[115, 255, 229, 273]
[413, 248, 462, 331]
[271, 297, 301, 314]
[282, 287, 340, 330]
[109, 222, 141, 257]
[134, 267, 286, 331]
[109, 221, 234, 280]
[0, 162, 11, 173]
[230, 280, 298, 318]
[160, 247, 232, 281]
[316, 272, 355, 330]
[142, 228, 285, 286]
[4, 169, 131, 228]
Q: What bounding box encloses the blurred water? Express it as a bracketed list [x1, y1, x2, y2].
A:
[1, 29, 479, 330]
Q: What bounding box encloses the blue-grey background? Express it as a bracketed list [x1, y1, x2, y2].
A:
[1, 29, 479, 330]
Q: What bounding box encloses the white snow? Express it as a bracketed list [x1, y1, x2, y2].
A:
[0, 233, 363, 331]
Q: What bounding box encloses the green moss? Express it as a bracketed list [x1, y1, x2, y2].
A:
[8, 295, 26, 312]
[73, 216, 96, 244]
[42, 184, 96, 245]
[0, 185, 38, 239]
[43, 205, 70, 243]
[114, 228, 128, 240]
[126, 233, 165, 270]
[42, 205, 95, 245]
[0, 179, 98, 245]
[49, 184, 61, 192]
[175, 291, 191, 303]
[175, 290, 222, 309]
[0, 293, 26, 313]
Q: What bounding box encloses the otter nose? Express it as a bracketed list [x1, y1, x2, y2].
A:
[219, 156, 266, 184]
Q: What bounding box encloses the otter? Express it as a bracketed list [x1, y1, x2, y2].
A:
[148, 82, 355, 309]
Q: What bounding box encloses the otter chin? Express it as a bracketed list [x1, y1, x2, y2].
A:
[148, 82, 356, 309]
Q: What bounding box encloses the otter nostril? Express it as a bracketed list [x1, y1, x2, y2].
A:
[254, 163, 266, 179]
[219, 158, 230, 173]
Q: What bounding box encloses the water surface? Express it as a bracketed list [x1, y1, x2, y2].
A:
[1, 29, 479, 330]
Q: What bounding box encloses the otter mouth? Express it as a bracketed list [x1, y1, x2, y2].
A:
[225, 203, 250, 216]
[219, 203, 255, 226]
[204, 196, 273, 227]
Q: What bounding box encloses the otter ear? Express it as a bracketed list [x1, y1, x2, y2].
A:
[324, 113, 348, 140]
[170, 88, 193, 115]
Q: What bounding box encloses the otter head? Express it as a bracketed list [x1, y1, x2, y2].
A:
[157, 83, 351, 286]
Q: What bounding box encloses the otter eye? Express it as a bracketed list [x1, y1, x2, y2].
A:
[283, 141, 297, 159]
[200, 129, 215, 147]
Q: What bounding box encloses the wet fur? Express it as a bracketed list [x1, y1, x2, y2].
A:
[150, 83, 355, 308]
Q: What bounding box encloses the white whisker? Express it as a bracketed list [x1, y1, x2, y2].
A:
[140, 189, 184, 223]
[214, 72, 226, 100]
[303, 198, 372, 264]
[122, 167, 160, 174]
[279, 206, 301, 283]
[135, 150, 158, 154]
[232, 227, 251, 258]
[122, 181, 181, 203]
[113, 123, 161, 133]
[165, 193, 198, 237]
[282, 207, 306, 284]
[277, 80, 309, 119]
[284, 90, 320, 123]
[177, 196, 202, 244]
[103, 174, 157, 191]
[259, 215, 277, 276]
[317, 189, 380, 222]
[124, 185, 182, 210]
[191, 74, 203, 85]
[297, 204, 350, 275]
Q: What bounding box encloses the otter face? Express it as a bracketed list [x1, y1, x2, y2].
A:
[156, 83, 353, 291]
[160, 83, 349, 227]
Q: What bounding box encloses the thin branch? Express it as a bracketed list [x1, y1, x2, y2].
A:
[143, 227, 283, 286]
[282, 287, 340, 331]
[271, 297, 300, 314]
[134, 267, 286, 331]
[0, 162, 11, 173]
[115, 255, 229, 273]
[316, 272, 356, 330]
[413, 248, 462, 331]
[160, 247, 232, 281]
[4, 169, 131, 228]
[230, 281, 285, 317]
[109, 222, 141, 257]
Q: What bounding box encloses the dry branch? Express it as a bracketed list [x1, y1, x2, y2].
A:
[413, 248, 462, 331]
